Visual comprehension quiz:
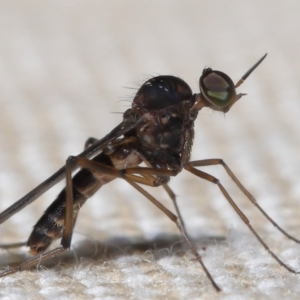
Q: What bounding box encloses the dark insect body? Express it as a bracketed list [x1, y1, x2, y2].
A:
[1, 54, 298, 292]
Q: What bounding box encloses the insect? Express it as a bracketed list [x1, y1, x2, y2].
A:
[0, 53, 298, 292]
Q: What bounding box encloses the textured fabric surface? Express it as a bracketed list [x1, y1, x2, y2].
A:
[0, 1, 300, 299]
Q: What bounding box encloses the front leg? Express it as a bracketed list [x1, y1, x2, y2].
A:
[185, 161, 300, 275]
[189, 158, 300, 243]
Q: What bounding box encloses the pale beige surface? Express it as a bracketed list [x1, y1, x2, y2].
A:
[0, 1, 300, 299]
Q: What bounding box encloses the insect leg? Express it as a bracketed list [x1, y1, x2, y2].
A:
[0, 156, 79, 276]
[84, 138, 186, 227]
[0, 242, 27, 249]
[66, 158, 189, 243]
[0, 159, 183, 277]
[163, 184, 186, 229]
[185, 164, 300, 274]
[61, 156, 75, 249]
[0, 247, 66, 277]
[91, 157, 187, 227]
[189, 159, 300, 243]
[126, 179, 221, 292]
[66, 156, 178, 186]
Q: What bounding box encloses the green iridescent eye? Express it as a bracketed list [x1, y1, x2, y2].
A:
[199, 68, 236, 108]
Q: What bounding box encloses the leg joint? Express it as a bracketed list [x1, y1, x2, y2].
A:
[67, 156, 77, 164]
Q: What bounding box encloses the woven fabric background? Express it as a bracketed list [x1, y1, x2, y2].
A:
[0, 1, 300, 299]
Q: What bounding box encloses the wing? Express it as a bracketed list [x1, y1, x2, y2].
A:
[0, 116, 143, 224]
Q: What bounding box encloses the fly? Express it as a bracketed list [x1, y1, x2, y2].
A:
[1, 53, 297, 292]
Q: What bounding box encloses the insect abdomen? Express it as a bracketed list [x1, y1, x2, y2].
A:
[27, 187, 87, 255]
[27, 158, 113, 255]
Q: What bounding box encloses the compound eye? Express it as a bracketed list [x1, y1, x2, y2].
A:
[199, 68, 236, 108]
